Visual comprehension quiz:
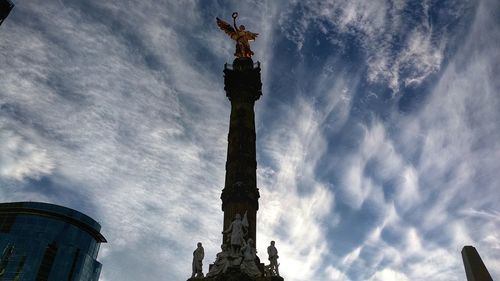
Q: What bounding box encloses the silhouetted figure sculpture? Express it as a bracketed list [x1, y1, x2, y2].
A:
[191, 242, 205, 278]
[267, 241, 280, 276]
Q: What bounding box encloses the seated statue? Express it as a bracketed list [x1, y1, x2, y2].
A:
[240, 238, 262, 278]
[206, 244, 230, 277]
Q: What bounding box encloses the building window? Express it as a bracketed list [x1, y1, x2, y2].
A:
[36, 242, 58, 281]
[13, 255, 26, 281]
[0, 214, 16, 233]
[67, 248, 80, 281]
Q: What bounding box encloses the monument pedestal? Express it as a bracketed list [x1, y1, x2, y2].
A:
[188, 267, 284, 281]
[190, 263, 284, 281]
[258, 276, 284, 281]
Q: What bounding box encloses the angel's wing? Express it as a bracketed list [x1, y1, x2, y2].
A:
[216, 17, 237, 38]
[243, 31, 259, 41]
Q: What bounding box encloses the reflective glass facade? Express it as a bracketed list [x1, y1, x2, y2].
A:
[0, 0, 14, 26]
[0, 202, 106, 281]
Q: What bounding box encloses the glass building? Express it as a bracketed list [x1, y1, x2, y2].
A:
[0, 202, 106, 281]
[0, 0, 14, 26]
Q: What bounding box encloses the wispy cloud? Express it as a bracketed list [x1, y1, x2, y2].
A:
[275, 0, 462, 93]
[258, 96, 336, 280]
[0, 128, 54, 180]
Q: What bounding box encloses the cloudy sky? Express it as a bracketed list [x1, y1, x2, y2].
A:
[1, 0, 499, 280]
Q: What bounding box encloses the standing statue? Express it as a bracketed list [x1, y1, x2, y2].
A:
[222, 213, 248, 257]
[240, 238, 262, 278]
[206, 244, 231, 277]
[216, 12, 258, 58]
[191, 242, 205, 278]
[267, 241, 280, 276]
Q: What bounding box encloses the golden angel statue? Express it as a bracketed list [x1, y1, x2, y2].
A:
[216, 12, 258, 58]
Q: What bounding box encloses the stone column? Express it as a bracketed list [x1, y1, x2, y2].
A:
[221, 58, 261, 246]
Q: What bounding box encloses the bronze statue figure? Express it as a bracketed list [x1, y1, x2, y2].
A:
[216, 12, 258, 58]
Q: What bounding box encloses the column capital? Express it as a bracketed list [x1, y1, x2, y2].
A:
[224, 59, 262, 102]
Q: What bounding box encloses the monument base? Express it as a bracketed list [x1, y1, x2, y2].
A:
[188, 266, 284, 281]
[188, 276, 284, 281]
[258, 277, 284, 281]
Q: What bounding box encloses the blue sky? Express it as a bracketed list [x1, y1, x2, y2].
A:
[1, 0, 499, 280]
